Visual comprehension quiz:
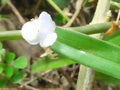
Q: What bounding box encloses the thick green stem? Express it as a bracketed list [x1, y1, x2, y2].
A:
[0, 30, 22, 41]
[0, 22, 118, 41]
[68, 22, 111, 34]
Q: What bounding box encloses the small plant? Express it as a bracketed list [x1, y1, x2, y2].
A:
[1, 0, 120, 89]
[0, 42, 27, 88]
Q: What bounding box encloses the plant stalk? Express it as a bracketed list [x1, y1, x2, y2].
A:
[47, 0, 69, 21]
[0, 21, 119, 41]
[0, 30, 22, 41]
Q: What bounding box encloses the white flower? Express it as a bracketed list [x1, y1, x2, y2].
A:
[21, 11, 57, 48]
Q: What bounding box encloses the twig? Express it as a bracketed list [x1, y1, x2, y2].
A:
[116, 10, 120, 23]
[6, 0, 25, 24]
[22, 78, 38, 86]
[33, 0, 42, 15]
[59, 68, 76, 89]
[20, 83, 39, 90]
[20, 77, 38, 90]
[108, 86, 113, 90]
[64, 0, 83, 27]
[0, 5, 5, 11]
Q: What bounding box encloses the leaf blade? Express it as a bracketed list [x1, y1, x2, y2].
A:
[13, 56, 27, 69]
[32, 57, 75, 73]
[51, 41, 120, 79]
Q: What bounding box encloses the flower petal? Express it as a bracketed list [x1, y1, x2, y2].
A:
[39, 11, 56, 33]
[21, 20, 40, 45]
[39, 32, 57, 47]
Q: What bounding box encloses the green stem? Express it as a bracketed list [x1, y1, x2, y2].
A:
[47, 0, 69, 21]
[0, 30, 22, 41]
[68, 22, 111, 34]
[0, 22, 118, 41]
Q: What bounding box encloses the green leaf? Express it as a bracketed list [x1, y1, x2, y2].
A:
[0, 66, 3, 73]
[95, 30, 120, 86]
[32, 57, 76, 73]
[0, 78, 7, 88]
[112, 0, 120, 2]
[54, 14, 67, 24]
[5, 52, 16, 63]
[0, 42, 3, 49]
[53, 0, 68, 9]
[96, 72, 120, 86]
[1, 0, 6, 5]
[4, 66, 14, 77]
[104, 30, 120, 45]
[56, 27, 120, 63]
[50, 27, 120, 79]
[11, 71, 24, 84]
[13, 56, 27, 69]
[0, 14, 9, 18]
[110, 1, 120, 10]
[0, 49, 6, 61]
[52, 41, 120, 79]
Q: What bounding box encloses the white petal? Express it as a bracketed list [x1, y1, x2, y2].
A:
[39, 11, 52, 22]
[21, 20, 40, 45]
[39, 33, 57, 48]
[39, 11, 56, 33]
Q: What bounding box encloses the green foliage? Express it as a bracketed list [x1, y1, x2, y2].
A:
[112, 0, 120, 2]
[32, 56, 75, 73]
[0, 0, 6, 5]
[96, 72, 120, 86]
[0, 48, 5, 61]
[50, 27, 120, 80]
[95, 30, 120, 86]
[1, 0, 120, 88]
[0, 42, 27, 88]
[11, 71, 24, 84]
[53, 0, 68, 9]
[0, 66, 3, 73]
[0, 14, 9, 18]
[104, 30, 120, 45]
[4, 66, 14, 77]
[0, 78, 7, 87]
[31, 25, 120, 85]
[13, 56, 27, 69]
[5, 52, 15, 64]
[0, 43, 3, 49]
[31, 25, 120, 86]
[110, 1, 120, 10]
[54, 14, 67, 24]
[47, 0, 69, 21]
